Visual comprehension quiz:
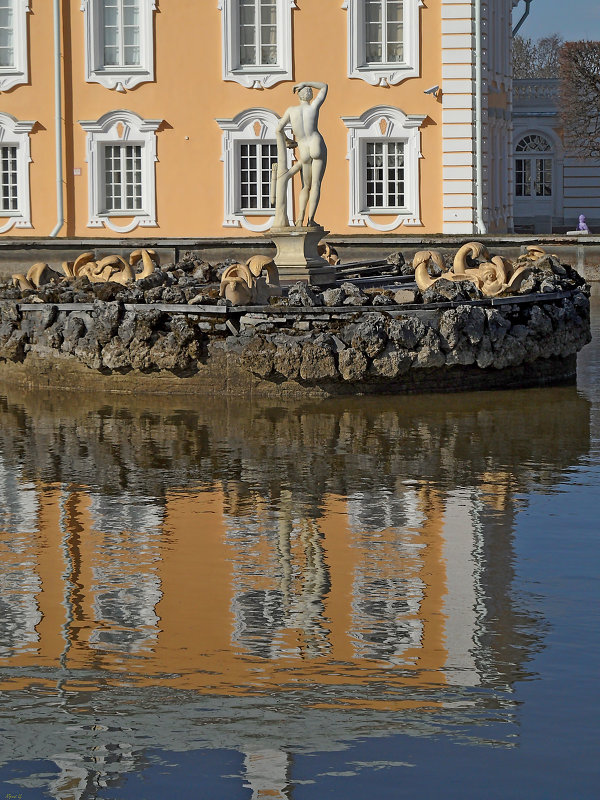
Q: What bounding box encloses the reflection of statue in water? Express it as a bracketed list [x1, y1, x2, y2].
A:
[273, 81, 328, 228]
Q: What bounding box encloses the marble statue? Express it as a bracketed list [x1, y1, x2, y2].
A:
[272, 81, 328, 229]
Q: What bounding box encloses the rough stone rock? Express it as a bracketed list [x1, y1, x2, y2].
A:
[385, 251, 406, 274]
[440, 306, 485, 350]
[485, 308, 511, 346]
[169, 314, 196, 346]
[0, 301, 21, 325]
[91, 300, 122, 345]
[128, 339, 153, 371]
[476, 334, 494, 368]
[136, 271, 166, 291]
[387, 316, 426, 350]
[241, 336, 276, 378]
[93, 282, 126, 302]
[101, 338, 131, 370]
[160, 286, 186, 304]
[0, 329, 27, 361]
[74, 335, 102, 370]
[372, 293, 395, 306]
[515, 274, 537, 295]
[415, 327, 445, 369]
[130, 309, 162, 343]
[528, 305, 553, 338]
[350, 315, 387, 357]
[300, 340, 337, 381]
[321, 287, 345, 307]
[273, 338, 303, 379]
[338, 347, 368, 381]
[61, 314, 88, 353]
[535, 254, 567, 276]
[288, 282, 323, 307]
[492, 333, 527, 369]
[370, 344, 413, 378]
[422, 278, 483, 303]
[149, 332, 194, 371]
[540, 277, 559, 293]
[393, 289, 418, 305]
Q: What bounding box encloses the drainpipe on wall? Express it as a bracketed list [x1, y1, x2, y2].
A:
[475, 0, 487, 235]
[512, 0, 532, 37]
[50, 0, 64, 237]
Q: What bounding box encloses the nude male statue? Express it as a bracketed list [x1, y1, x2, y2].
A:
[273, 81, 328, 228]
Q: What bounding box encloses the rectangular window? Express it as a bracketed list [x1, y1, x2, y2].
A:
[103, 143, 143, 213]
[239, 142, 277, 212]
[102, 0, 141, 68]
[365, 140, 405, 210]
[0, 0, 14, 69]
[535, 158, 552, 197]
[239, 0, 277, 67]
[515, 158, 531, 197]
[0, 144, 17, 211]
[364, 0, 404, 65]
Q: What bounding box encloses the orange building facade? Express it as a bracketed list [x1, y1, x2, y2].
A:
[0, 1, 515, 240]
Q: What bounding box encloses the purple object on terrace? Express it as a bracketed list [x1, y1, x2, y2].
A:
[577, 214, 590, 232]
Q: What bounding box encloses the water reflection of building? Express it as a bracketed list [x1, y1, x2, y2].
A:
[0, 385, 591, 798]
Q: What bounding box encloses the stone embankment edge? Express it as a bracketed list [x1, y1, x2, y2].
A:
[0, 287, 591, 399]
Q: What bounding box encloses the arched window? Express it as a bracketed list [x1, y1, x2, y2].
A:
[79, 110, 161, 233]
[515, 134, 553, 198]
[0, 111, 35, 234]
[82, 0, 156, 92]
[342, 105, 425, 230]
[216, 108, 293, 232]
[0, 0, 30, 91]
[219, 0, 296, 89]
[343, 0, 422, 86]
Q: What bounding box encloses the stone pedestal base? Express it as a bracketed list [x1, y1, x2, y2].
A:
[268, 225, 336, 287]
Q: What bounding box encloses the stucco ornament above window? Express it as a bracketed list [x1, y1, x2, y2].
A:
[342, 0, 423, 87]
[0, 0, 30, 92]
[0, 112, 35, 234]
[80, 110, 161, 233]
[218, 0, 297, 89]
[342, 105, 426, 231]
[81, 0, 156, 92]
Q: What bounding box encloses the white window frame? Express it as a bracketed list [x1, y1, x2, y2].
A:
[81, 0, 156, 92]
[216, 108, 293, 231]
[342, 0, 422, 87]
[79, 109, 161, 233]
[342, 105, 425, 230]
[0, 112, 34, 233]
[218, 0, 297, 89]
[0, 0, 30, 92]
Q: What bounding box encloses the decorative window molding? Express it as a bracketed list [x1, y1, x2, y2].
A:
[342, 0, 422, 87]
[218, 0, 296, 89]
[0, 0, 30, 91]
[342, 105, 426, 231]
[81, 0, 156, 92]
[79, 109, 161, 233]
[0, 112, 34, 234]
[216, 107, 293, 231]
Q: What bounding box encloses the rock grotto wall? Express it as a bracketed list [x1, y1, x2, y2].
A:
[0, 285, 591, 398]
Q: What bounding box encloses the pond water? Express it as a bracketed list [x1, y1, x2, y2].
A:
[0, 301, 598, 799]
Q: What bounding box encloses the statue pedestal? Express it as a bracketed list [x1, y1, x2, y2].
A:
[268, 226, 336, 287]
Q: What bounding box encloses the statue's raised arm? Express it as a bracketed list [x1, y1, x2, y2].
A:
[272, 81, 328, 228]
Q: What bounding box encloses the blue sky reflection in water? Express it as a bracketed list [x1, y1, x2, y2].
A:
[0, 302, 598, 799]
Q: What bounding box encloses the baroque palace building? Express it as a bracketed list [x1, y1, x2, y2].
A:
[0, 0, 516, 240]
